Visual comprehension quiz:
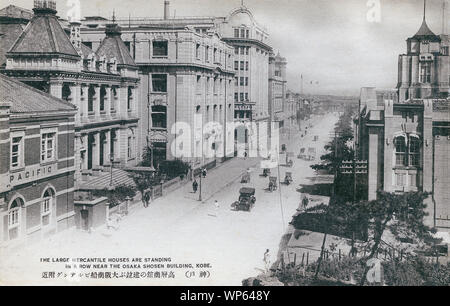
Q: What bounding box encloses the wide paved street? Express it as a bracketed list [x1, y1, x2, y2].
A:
[0, 113, 338, 286]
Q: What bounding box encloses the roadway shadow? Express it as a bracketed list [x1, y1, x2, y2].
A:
[296, 183, 332, 197]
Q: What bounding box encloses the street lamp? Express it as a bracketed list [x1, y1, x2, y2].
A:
[109, 153, 114, 187]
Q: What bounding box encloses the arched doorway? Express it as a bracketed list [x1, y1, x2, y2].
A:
[8, 197, 24, 240]
[42, 188, 55, 227]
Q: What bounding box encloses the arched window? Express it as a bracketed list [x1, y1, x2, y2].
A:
[394, 136, 407, 166]
[42, 188, 55, 226]
[8, 198, 23, 240]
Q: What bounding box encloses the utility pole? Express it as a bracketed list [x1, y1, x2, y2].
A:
[315, 131, 337, 279]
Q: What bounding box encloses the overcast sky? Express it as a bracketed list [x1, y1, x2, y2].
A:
[4, 0, 449, 96]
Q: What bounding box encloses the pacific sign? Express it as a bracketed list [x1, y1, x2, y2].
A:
[8, 164, 57, 187]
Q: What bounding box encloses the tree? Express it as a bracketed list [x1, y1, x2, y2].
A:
[311, 105, 355, 174]
[129, 147, 159, 207]
[158, 159, 190, 180]
[358, 191, 440, 285]
[131, 171, 157, 208]
[92, 185, 136, 209]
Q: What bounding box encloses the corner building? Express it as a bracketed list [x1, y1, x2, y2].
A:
[0, 74, 77, 245]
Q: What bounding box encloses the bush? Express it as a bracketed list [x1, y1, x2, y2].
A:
[158, 159, 190, 180]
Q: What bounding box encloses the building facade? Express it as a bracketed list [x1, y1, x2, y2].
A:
[0, 74, 77, 245]
[79, 21, 235, 169]
[269, 52, 287, 130]
[0, 1, 140, 187]
[79, 2, 274, 161]
[356, 15, 450, 231]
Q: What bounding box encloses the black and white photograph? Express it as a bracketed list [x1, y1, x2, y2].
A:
[0, 0, 449, 289]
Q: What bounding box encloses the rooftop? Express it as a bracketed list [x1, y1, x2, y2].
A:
[7, 3, 79, 58]
[96, 23, 136, 66]
[0, 74, 76, 114]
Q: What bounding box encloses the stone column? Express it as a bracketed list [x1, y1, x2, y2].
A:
[80, 84, 88, 120]
[81, 134, 89, 170]
[104, 130, 111, 166]
[50, 81, 63, 99]
[70, 83, 81, 123]
[94, 85, 100, 117]
[105, 86, 111, 117]
[92, 132, 100, 168]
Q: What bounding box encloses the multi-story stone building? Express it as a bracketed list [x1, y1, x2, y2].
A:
[79, 2, 273, 162]
[0, 74, 77, 245]
[356, 13, 450, 231]
[269, 52, 287, 130]
[0, 1, 140, 187]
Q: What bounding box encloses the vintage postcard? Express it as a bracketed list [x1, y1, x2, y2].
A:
[0, 0, 448, 288]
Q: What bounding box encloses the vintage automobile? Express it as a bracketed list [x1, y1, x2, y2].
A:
[286, 152, 294, 167]
[307, 147, 316, 161]
[298, 148, 306, 159]
[284, 172, 293, 185]
[269, 177, 278, 192]
[231, 187, 256, 211]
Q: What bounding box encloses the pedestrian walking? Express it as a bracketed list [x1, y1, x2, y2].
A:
[302, 196, 309, 210]
[214, 200, 220, 217]
[142, 190, 151, 208]
[263, 249, 271, 273]
[192, 179, 198, 193]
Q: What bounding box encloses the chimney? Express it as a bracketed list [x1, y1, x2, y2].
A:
[164, 1, 170, 20]
[70, 21, 82, 55]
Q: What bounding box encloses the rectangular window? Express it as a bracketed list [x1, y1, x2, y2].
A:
[395, 137, 407, 167]
[245, 61, 249, 71]
[240, 29, 245, 38]
[240, 61, 244, 71]
[41, 133, 56, 163]
[420, 62, 431, 83]
[11, 135, 23, 169]
[245, 93, 249, 101]
[245, 77, 249, 86]
[152, 41, 168, 57]
[235, 92, 239, 102]
[240, 93, 244, 101]
[240, 47, 244, 55]
[234, 61, 239, 71]
[152, 74, 167, 92]
[235, 47, 239, 55]
[246, 29, 249, 38]
[246, 47, 249, 55]
[240, 77, 245, 86]
[234, 29, 239, 38]
[235, 77, 239, 86]
[41, 198, 51, 226]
